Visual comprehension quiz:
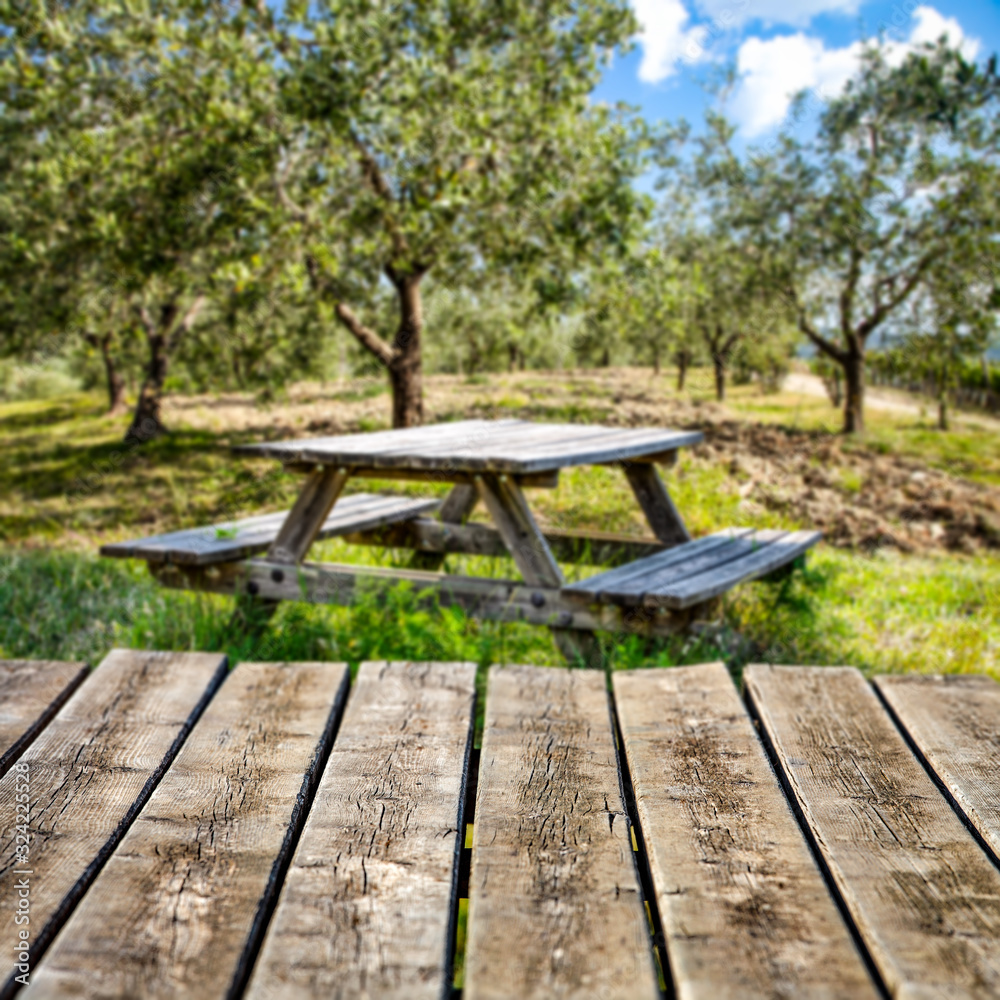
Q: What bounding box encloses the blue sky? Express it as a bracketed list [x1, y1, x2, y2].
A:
[593, 0, 1000, 147]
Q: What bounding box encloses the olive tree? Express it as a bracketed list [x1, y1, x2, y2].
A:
[705, 43, 1000, 432]
[270, 0, 650, 426]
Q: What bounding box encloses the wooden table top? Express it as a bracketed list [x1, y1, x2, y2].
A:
[5, 655, 1000, 999]
[234, 418, 704, 474]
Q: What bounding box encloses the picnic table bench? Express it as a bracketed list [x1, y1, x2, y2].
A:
[100, 420, 821, 661]
[2, 653, 1000, 999]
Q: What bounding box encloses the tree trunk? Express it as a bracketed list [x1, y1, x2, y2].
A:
[938, 392, 949, 431]
[828, 368, 843, 408]
[842, 346, 865, 434]
[389, 274, 424, 428]
[128, 331, 170, 441]
[125, 296, 205, 443]
[676, 349, 689, 391]
[86, 332, 127, 415]
[600, 346, 610, 368]
[937, 368, 950, 431]
[508, 342, 517, 373]
[713, 353, 726, 402]
[652, 348, 661, 375]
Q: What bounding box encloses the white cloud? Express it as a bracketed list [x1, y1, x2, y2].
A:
[906, 6, 979, 60]
[633, 0, 709, 83]
[731, 5, 980, 136]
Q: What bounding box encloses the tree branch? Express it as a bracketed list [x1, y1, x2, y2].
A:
[275, 157, 309, 223]
[167, 293, 206, 351]
[135, 304, 158, 340]
[857, 252, 939, 341]
[350, 131, 410, 259]
[783, 286, 847, 364]
[334, 302, 396, 367]
[351, 131, 394, 203]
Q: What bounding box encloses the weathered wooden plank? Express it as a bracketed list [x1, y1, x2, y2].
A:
[410, 483, 479, 570]
[23, 661, 350, 1000]
[474, 475, 601, 663]
[0, 661, 89, 780]
[244, 661, 476, 1000]
[99, 493, 440, 565]
[563, 529, 751, 602]
[464, 665, 658, 1000]
[614, 664, 878, 1000]
[154, 558, 701, 637]
[746, 664, 1000, 1000]
[268, 465, 350, 564]
[347, 517, 667, 567]
[475, 474, 564, 587]
[236, 420, 703, 474]
[623, 462, 691, 546]
[348, 467, 560, 488]
[658, 530, 821, 608]
[875, 673, 1000, 862]
[0, 650, 227, 999]
[234, 419, 516, 466]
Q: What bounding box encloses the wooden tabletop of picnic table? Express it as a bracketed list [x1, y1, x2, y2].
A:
[233, 418, 704, 474]
[3, 654, 999, 1000]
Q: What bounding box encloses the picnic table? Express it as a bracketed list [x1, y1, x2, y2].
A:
[101, 419, 821, 660]
[3, 652, 1000, 999]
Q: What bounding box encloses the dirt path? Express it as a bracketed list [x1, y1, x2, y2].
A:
[784, 372, 921, 416]
[783, 372, 1000, 430]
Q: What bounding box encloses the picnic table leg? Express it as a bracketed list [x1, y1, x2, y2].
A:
[623, 462, 691, 546]
[231, 465, 350, 634]
[409, 482, 478, 570]
[267, 465, 351, 563]
[475, 473, 602, 667]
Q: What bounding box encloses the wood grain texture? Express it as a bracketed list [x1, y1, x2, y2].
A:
[746, 664, 1000, 1000]
[235, 419, 703, 474]
[348, 518, 667, 567]
[158, 558, 701, 638]
[662, 531, 820, 608]
[564, 530, 751, 602]
[474, 476, 602, 663]
[0, 661, 89, 780]
[346, 467, 560, 488]
[875, 673, 1000, 861]
[23, 661, 349, 1000]
[100, 493, 439, 565]
[244, 661, 476, 1000]
[410, 483, 479, 570]
[0, 650, 227, 999]
[614, 664, 877, 1000]
[567, 530, 820, 609]
[623, 462, 691, 546]
[464, 665, 658, 1000]
[268, 465, 350, 563]
[475, 474, 564, 587]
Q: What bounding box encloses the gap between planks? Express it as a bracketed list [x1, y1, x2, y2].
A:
[0, 650, 229, 1000]
[244, 661, 476, 1000]
[746, 664, 1000, 1000]
[463, 664, 659, 1000]
[22, 661, 350, 1000]
[614, 663, 878, 1000]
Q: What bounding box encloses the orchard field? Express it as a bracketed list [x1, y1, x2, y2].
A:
[3, 367, 997, 688]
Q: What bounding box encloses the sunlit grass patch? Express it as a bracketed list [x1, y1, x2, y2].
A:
[731, 546, 1000, 679]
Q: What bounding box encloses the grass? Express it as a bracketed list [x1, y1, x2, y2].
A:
[1, 368, 998, 689]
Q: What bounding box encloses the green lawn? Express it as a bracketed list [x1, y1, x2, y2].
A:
[1, 373, 997, 687]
